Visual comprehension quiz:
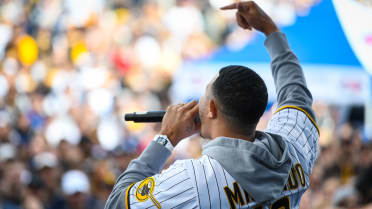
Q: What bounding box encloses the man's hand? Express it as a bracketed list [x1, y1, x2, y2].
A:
[159, 100, 200, 146]
[221, 1, 279, 36]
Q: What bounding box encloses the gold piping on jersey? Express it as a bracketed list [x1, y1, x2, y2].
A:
[274, 105, 320, 136]
[125, 183, 135, 209]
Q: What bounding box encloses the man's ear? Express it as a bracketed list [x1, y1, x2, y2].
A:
[208, 99, 217, 119]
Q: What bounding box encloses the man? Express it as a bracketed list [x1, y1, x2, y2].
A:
[105, 1, 319, 209]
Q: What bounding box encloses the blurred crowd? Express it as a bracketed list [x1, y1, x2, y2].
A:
[299, 105, 372, 209]
[2, 0, 371, 209]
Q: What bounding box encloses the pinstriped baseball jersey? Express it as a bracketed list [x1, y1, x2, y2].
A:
[127, 160, 198, 209]
[125, 106, 319, 209]
[104, 31, 319, 209]
[263, 106, 320, 209]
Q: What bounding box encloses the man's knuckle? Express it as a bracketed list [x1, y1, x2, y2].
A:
[185, 112, 193, 119]
[169, 105, 178, 112]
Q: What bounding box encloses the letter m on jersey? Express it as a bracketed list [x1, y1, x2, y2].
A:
[224, 182, 246, 209]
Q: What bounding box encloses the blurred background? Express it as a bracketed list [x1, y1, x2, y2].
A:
[0, 0, 371, 208]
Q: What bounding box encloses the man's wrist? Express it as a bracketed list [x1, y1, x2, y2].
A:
[159, 129, 177, 146]
[153, 135, 174, 152]
[263, 25, 279, 37]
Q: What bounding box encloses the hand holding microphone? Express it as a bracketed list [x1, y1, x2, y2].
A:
[159, 101, 200, 146]
[125, 101, 200, 146]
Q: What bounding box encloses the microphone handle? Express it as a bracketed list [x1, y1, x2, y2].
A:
[124, 111, 200, 124]
[124, 111, 165, 122]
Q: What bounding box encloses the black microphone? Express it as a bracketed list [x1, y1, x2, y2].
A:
[124, 111, 200, 123]
[124, 111, 165, 123]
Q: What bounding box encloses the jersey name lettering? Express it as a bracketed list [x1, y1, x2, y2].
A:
[223, 182, 252, 209]
[283, 163, 306, 192]
[224, 163, 306, 209]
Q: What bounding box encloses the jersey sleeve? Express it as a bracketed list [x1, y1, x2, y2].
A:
[264, 32, 319, 174]
[126, 160, 199, 209]
[265, 107, 319, 175]
[264, 32, 316, 121]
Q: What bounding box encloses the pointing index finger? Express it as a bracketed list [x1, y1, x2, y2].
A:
[221, 0, 240, 10]
[220, 3, 238, 10]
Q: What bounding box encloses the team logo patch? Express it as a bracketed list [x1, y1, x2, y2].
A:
[135, 177, 161, 209]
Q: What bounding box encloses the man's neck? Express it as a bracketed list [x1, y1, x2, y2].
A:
[211, 126, 255, 142]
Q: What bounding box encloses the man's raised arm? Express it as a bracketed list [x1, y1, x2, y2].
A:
[264, 31, 315, 118]
[221, 1, 315, 119]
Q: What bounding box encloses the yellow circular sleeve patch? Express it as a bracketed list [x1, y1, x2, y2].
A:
[135, 177, 161, 208]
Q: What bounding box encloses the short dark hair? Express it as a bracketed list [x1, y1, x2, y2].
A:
[212, 65, 268, 127]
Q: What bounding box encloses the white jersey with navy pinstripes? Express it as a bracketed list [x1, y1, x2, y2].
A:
[126, 107, 319, 209]
[104, 32, 320, 209]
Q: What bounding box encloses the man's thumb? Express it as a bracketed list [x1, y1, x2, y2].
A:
[237, 3, 245, 12]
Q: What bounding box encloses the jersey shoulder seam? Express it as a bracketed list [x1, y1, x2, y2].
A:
[274, 105, 320, 136]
